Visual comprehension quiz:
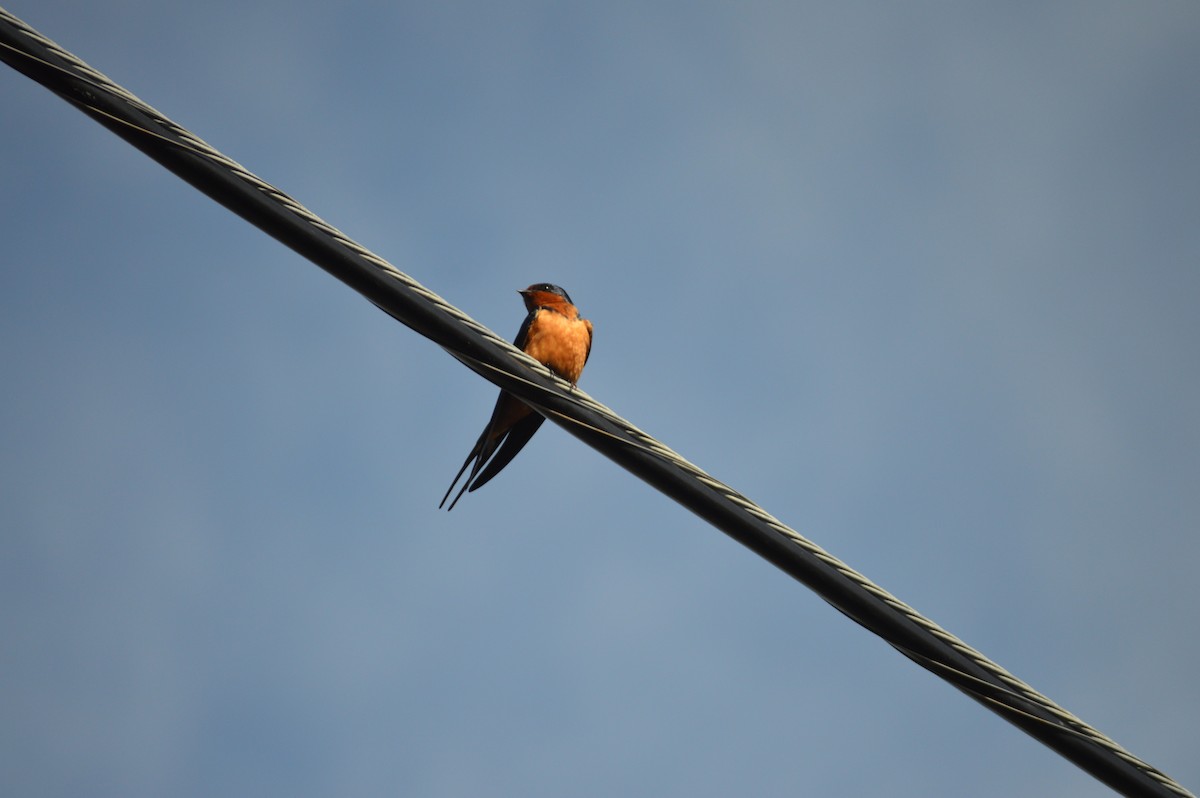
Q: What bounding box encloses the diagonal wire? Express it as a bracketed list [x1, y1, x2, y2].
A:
[0, 8, 1191, 798]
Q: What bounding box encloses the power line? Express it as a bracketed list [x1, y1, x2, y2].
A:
[0, 8, 1190, 797]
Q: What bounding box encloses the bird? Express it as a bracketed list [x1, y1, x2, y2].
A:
[439, 283, 593, 510]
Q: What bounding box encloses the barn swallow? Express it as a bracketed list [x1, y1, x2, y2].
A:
[439, 283, 593, 510]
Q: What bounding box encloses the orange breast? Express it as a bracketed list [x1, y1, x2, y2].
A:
[524, 311, 592, 384]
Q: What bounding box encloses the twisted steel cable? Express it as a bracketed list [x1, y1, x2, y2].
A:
[0, 8, 1190, 797]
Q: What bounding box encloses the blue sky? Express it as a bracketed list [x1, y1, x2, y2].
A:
[2, 2, 1198, 796]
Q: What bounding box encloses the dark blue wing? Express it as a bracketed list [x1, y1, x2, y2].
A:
[439, 308, 543, 510]
[466, 413, 545, 493]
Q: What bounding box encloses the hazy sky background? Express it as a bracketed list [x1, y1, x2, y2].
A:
[2, 2, 1198, 796]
